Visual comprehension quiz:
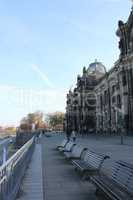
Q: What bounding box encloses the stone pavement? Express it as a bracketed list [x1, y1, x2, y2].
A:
[17, 144, 43, 200]
[43, 133, 133, 176]
[54, 134, 133, 162]
[17, 133, 133, 200]
[77, 134, 133, 176]
[41, 135, 97, 200]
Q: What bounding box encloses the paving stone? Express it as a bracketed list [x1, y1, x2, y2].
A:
[42, 136, 97, 200]
[17, 134, 133, 200]
[17, 144, 43, 200]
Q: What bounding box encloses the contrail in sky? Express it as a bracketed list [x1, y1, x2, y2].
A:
[31, 64, 54, 88]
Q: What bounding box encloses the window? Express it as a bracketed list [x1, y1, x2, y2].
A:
[112, 96, 116, 103]
[117, 95, 121, 108]
[104, 90, 108, 104]
[112, 85, 115, 94]
[122, 74, 127, 86]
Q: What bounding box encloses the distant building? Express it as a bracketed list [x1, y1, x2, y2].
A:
[65, 61, 105, 134]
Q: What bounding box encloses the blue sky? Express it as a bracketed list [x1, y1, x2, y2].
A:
[0, 0, 131, 126]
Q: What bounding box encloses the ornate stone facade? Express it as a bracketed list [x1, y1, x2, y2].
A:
[65, 61, 105, 134]
[65, 6, 133, 135]
[95, 7, 133, 135]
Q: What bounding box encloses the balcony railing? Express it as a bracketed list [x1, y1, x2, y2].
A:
[0, 137, 35, 200]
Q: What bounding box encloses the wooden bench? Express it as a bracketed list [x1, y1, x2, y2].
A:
[72, 150, 109, 179]
[64, 145, 88, 160]
[91, 161, 133, 200]
[59, 141, 76, 153]
[57, 139, 68, 151]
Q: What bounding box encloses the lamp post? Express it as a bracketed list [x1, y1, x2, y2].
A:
[115, 66, 125, 145]
[117, 108, 124, 145]
[102, 66, 112, 135]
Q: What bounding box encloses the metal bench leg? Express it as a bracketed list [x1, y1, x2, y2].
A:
[74, 167, 78, 172]
[81, 173, 88, 181]
[95, 189, 99, 195]
[95, 189, 107, 200]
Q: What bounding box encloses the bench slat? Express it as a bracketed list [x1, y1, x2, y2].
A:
[72, 150, 109, 177]
[91, 161, 133, 200]
[91, 175, 132, 200]
[60, 141, 76, 153]
[57, 139, 68, 150]
[64, 145, 87, 159]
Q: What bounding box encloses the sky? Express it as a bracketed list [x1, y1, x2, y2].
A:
[0, 0, 131, 126]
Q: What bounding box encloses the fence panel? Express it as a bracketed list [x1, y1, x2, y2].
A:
[0, 137, 35, 200]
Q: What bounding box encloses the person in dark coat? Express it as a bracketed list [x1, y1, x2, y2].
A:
[66, 127, 71, 142]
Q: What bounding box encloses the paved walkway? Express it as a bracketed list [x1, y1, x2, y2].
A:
[77, 135, 133, 176]
[42, 136, 97, 200]
[17, 144, 43, 200]
[17, 133, 133, 200]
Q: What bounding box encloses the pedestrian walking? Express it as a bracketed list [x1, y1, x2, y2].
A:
[66, 125, 72, 142]
[66, 127, 71, 142]
[71, 130, 76, 142]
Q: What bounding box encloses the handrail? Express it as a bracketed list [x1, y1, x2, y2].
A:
[0, 138, 11, 149]
[0, 137, 35, 200]
[0, 138, 13, 164]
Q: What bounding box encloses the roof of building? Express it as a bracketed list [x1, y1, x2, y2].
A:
[87, 60, 106, 75]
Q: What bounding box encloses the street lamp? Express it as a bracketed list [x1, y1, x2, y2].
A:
[115, 66, 125, 145]
[102, 66, 112, 134]
[116, 107, 124, 145]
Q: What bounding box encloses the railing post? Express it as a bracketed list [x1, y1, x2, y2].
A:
[2, 146, 7, 164]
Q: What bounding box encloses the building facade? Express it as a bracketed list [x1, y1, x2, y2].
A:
[95, 7, 133, 135]
[65, 6, 133, 136]
[65, 61, 105, 134]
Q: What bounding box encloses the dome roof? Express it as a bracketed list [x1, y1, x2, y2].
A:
[87, 60, 106, 75]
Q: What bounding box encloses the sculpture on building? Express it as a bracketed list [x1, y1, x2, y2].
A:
[117, 20, 128, 56]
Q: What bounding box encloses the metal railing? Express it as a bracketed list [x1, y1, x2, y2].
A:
[0, 138, 13, 164]
[0, 137, 35, 200]
[0, 138, 11, 147]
